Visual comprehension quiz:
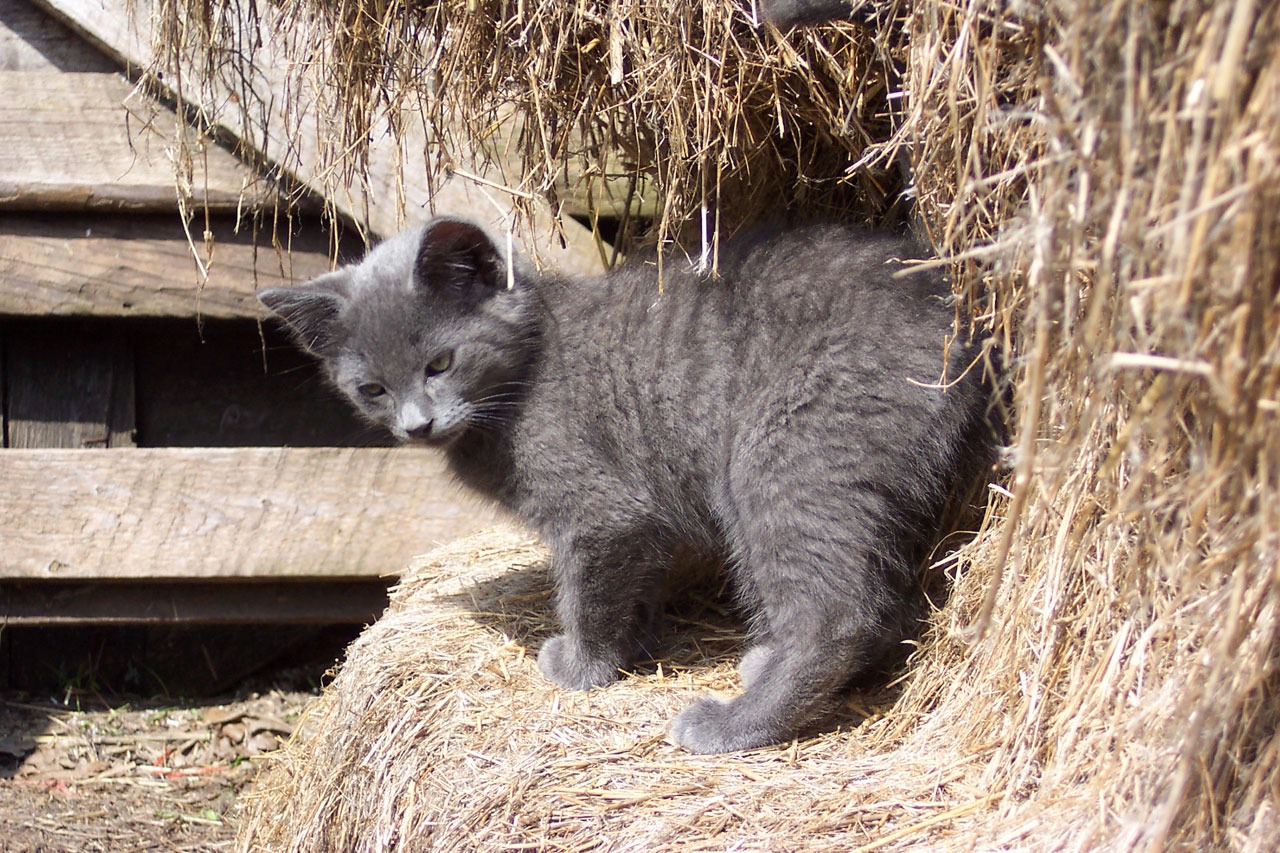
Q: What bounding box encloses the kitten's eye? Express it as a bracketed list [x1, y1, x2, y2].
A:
[357, 382, 387, 400]
[425, 350, 454, 377]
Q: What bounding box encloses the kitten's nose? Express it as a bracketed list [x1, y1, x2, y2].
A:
[405, 420, 434, 440]
[398, 401, 433, 441]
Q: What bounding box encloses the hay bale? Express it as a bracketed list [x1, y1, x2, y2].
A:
[237, 528, 995, 851]
[900, 1, 1280, 848]
[147, 1, 1280, 848]
[152, 0, 910, 248]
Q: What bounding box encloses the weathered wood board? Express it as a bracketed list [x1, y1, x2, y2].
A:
[0, 447, 504, 580]
[0, 69, 278, 212]
[5, 325, 135, 448]
[0, 213, 348, 317]
[0, 0, 114, 72]
[3, 0, 652, 225]
[34, 0, 607, 274]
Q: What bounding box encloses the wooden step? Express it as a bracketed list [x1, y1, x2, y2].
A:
[0, 211, 349, 318]
[0, 447, 502, 581]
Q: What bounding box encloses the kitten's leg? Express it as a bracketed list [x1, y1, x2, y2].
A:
[674, 440, 913, 752]
[537, 528, 667, 691]
[670, 581, 904, 753]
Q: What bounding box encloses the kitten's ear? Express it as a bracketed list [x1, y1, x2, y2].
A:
[415, 218, 506, 303]
[258, 272, 351, 355]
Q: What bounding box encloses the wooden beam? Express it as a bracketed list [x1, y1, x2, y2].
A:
[0, 213, 346, 318]
[0, 70, 280, 213]
[0, 447, 504, 580]
[33, 0, 607, 275]
[0, 0, 117, 72]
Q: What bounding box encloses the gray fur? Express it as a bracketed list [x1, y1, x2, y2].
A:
[259, 217, 996, 754]
[754, 0, 855, 26]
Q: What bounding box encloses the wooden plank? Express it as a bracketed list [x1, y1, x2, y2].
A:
[0, 213, 351, 318]
[34, 0, 607, 275]
[0, 447, 504, 580]
[0, 69, 280, 212]
[0, 0, 115, 72]
[5, 325, 135, 448]
[0, 580, 390, 625]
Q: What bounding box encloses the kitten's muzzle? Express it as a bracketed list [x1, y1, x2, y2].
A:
[400, 417, 463, 448]
[396, 400, 434, 441]
[405, 420, 436, 441]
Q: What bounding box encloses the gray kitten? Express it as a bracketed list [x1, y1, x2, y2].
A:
[259, 217, 996, 753]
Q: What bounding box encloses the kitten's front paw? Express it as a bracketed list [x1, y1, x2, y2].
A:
[537, 635, 622, 690]
[670, 697, 780, 754]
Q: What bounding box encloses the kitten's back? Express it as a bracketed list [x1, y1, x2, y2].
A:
[522, 223, 983, 549]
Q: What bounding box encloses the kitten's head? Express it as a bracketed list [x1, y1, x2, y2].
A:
[259, 217, 537, 446]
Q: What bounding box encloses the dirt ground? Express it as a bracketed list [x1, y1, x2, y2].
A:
[1, 678, 322, 852]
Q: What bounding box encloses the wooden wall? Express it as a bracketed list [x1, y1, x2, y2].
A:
[0, 0, 502, 633]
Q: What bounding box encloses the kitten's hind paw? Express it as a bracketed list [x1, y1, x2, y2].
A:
[670, 697, 784, 754]
[537, 635, 623, 690]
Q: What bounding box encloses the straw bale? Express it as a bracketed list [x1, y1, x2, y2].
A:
[238, 527, 994, 851]
[148, 0, 912, 252]
[143, 0, 1280, 848]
